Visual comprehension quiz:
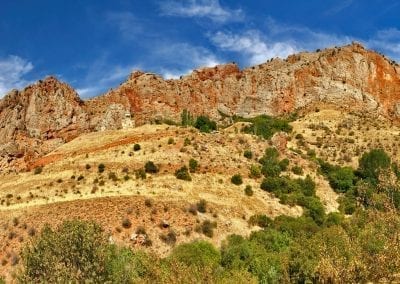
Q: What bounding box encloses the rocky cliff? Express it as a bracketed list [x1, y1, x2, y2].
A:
[1, 42, 400, 170]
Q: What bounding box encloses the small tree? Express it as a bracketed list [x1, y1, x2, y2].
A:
[175, 166, 192, 181]
[189, 158, 199, 173]
[358, 149, 391, 184]
[231, 174, 243, 185]
[144, 161, 159, 174]
[98, 163, 105, 173]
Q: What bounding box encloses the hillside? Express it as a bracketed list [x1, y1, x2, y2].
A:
[1, 42, 400, 171]
[1, 43, 400, 282]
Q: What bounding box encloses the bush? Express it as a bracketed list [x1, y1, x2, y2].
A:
[200, 220, 216, 238]
[34, 167, 43, 175]
[122, 218, 132, 229]
[135, 169, 146, 179]
[189, 158, 199, 173]
[196, 199, 207, 213]
[237, 115, 292, 139]
[175, 166, 192, 181]
[18, 220, 109, 282]
[144, 161, 159, 174]
[358, 149, 391, 184]
[249, 165, 262, 179]
[291, 166, 303, 175]
[133, 144, 141, 151]
[231, 174, 243, 185]
[168, 138, 174, 145]
[168, 240, 220, 269]
[248, 214, 272, 228]
[328, 166, 355, 193]
[98, 163, 105, 173]
[244, 150, 253, 159]
[244, 185, 254, 196]
[278, 158, 290, 171]
[194, 116, 217, 133]
[160, 231, 177, 245]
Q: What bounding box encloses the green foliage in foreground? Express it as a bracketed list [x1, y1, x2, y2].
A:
[17, 211, 400, 283]
[235, 114, 293, 139]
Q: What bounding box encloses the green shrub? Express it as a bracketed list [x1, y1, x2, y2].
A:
[34, 167, 43, 175]
[358, 149, 391, 184]
[168, 240, 220, 269]
[248, 214, 272, 228]
[200, 220, 216, 238]
[105, 246, 154, 283]
[135, 169, 146, 179]
[189, 158, 199, 173]
[133, 144, 141, 151]
[291, 166, 303, 175]
[194, 116, 217, 133]
[231, 174, 243, 185]
[244, 185, 254, 196]
[175, 166, 192, 181]
[168, 138, 174, 144]
[144, 161, 159, 174]
[98, 163, 105, 173]
[196, 199, 207, 213]
[244, 150, 253, 159]
[237, 115, 292, 139]
[278, 158, 289, 171]
[18, 220, 109, 282]
[328, 166, 355, 193]
[249, 165, 262, 179]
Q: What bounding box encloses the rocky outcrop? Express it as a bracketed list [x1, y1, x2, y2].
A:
[1, 42, 400, 170]
[88, 42, 399, 126]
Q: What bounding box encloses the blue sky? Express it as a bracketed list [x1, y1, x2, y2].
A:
[0, 0, 399, 98]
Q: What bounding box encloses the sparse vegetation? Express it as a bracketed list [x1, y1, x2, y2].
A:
[235, 115, 292, 139]
[175, 166, 192, 181]
[194, 115, 217, 133]
[144, 161, 159, 174]
[133, 144, 141, 151]
[188, 158, 199, 172]
[231, 174, 243, 185]
[98, 163, 105, 173]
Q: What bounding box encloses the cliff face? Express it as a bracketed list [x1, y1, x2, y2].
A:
[88, 43, 400, 125]
[1, 42, 400, 170]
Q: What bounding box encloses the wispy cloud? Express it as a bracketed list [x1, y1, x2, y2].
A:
[75, 55, 139, 98]
[153, 42, 221, 79]
[366, 28, 400, 61]
[210, 30, 298, 65]
[324, 0, 354, 15]
[106, 11, 142, 40]
[209, 18, 353, 66]
[159, 0, 244, 23]
[0, 55, 34, 97]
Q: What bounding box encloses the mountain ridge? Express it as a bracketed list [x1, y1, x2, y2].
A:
[1, 42, 400, 170]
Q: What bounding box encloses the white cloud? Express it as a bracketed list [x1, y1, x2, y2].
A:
[366, 28, 400, 61]
[209, 18, 354, 66]
[0, 55, 34, 97]
[210, 30, 298, 65]
[154, 42, 221, 79]
[75, 56, 139, 98]
[159, 0, 243, 23]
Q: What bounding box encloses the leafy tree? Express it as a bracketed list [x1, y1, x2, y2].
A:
[144, 161, 159, 173]
[189, 158, 199, 173]
[358, 149, 391, 184]
[168, 241, 220, 269]
[194, 116, 217, 133]
[19, 220, 109, 282]
[175, 166, 192, 181]
[231, 174, 243, 185]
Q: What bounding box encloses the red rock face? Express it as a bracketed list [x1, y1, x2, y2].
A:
[1, 43, 400, 170]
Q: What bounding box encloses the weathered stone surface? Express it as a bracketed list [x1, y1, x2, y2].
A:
[1, 43, 400, 170]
